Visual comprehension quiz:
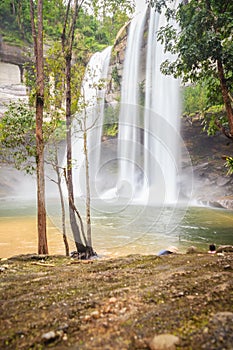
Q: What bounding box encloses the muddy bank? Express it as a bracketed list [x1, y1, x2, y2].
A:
[0, 253, 232, 349]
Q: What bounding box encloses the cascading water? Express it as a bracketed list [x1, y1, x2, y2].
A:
[117, 4, 181, 204]
[73, 1, 184, 206]
[117, 7, 148, 198]
[72, 46, 112, 196]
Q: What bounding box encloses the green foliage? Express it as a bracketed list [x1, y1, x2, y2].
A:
[151, 0, 233, 87]
[138, 80, 145, 106]
[0, 101, 36, 173]
[112, 66, 121, 87]
[73, 2, 133, 60]
[0, 0, 133, 55]
[0, 0, 67, 44]
[104, 123, 118, 137]
[0, 100, 66, 174]
[149, 0, 233, 137]
[182, 83, 209, 115]
[225, 157, 233, 175]
[102, 104, 120, 136]
[0, 0, 32, 43]
[202, 108, 228, 136]
[182, 83, 228, 136]
[154, 0, 233, 84]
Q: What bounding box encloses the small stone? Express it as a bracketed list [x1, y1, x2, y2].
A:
[57, 323, 69, 332]
[90, 310, 100, 318]
[2, 264, 9, 269]
[119, 307, 127, 314]
[149, 333, 180, 350]
[109, 297, 117, 304]
[212, 311, 233, 324]
[41, 331, 57, 342]
[186, 246, 198, 254]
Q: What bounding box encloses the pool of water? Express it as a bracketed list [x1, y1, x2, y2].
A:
[1, 197, 232, 258]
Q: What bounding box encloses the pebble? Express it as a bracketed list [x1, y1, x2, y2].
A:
[109, 297, 117, 304]
[149, 333, 180, 350]
[41, 331, 57, 342]
[57, 323, 69, 332]
[212, 311, 233, 324]
[90, 310, 100, 318]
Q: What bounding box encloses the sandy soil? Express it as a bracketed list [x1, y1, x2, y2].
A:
[0, 253, 232, 349]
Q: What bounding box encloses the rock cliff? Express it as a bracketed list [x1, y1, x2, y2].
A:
[181, 117, 233, 208]
[0, 36, 29, 115]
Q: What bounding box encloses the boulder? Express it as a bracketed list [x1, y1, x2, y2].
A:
[149, 333, 180, 350]
[216, 245, 233, 253]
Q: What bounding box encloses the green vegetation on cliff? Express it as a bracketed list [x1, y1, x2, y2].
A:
[149, 0, 233, 141]
[0, 0, 133, 56]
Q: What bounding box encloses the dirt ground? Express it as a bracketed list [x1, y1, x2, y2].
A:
[0, 253, 232, 350]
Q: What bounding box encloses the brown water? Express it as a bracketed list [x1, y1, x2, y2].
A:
[0, 216, 76, 258]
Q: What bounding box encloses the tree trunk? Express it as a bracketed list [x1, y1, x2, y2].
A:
[30, 0, 48, 255]
[62, 0, 95, 258]
[65, 55, 86, 253]
[54, 151, 69, 257]
[217, 59, 233, 138]
[83, 123, 93, 253]
[36, 99, 47, 255]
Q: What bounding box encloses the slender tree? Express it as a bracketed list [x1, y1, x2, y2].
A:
[61, 0, 94, 257]
[29, 0, 48, 254]
[46, 144, 70, 257]
[83, 113, 92, 249]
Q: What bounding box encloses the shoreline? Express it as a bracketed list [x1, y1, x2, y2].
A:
[1, 252, 232, 349]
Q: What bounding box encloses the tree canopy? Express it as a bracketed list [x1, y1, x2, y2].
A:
[148, 0, 233, 138]
[0, 0, 133, 54]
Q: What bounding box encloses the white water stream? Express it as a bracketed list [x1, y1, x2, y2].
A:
[117, 5, 180, 204]
[72, 46, 112, 196]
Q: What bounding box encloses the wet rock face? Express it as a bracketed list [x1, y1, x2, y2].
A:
[106, 10, 148, 106]
[0, 35, 29, 66]
[0, 62, 28, 116]
[0, 37, 29, 116]
[105, 22, 129, 105]
[180, 118, 233, 208]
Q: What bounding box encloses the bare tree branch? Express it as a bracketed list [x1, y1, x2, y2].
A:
[215, 119, 233, 140]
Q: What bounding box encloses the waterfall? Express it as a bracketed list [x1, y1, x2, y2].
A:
[72, 46, 112, 196]
[73, 3, 182, 205]
[117, 5, 181, 204]
[117, 7, 147, 198]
